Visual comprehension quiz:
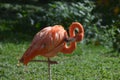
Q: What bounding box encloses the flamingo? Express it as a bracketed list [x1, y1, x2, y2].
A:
[19, 22, 84, 80]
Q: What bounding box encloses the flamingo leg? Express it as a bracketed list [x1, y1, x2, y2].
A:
[48, 58, 51, 80]
[30, 59, 57, 80]
[31, 59, 57, 64]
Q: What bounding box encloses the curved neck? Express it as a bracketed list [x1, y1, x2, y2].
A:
[61, 22, 84, 54]
[69, 22, 84, 42]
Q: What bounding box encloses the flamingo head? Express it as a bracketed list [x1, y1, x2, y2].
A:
[74, 33, 84, 42]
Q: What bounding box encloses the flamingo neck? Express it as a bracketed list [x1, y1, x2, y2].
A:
[61, 22, 84, 54]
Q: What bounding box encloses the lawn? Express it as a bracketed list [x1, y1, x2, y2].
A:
[0, 39, 120, 80]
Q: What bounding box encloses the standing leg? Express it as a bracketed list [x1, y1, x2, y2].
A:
[48, 58, 51, 80]
[30, 58, 58, 80]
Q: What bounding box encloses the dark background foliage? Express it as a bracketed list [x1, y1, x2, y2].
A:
[0, 0, 120, 52]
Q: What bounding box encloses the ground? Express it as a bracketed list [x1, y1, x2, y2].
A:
[0, 41, 120, 80]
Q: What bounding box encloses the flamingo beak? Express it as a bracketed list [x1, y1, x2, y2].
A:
[64, 37, 76, 43]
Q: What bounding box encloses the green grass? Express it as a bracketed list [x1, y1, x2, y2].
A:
[0, 41, 120, 80]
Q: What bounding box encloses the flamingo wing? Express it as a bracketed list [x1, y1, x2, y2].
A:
[20, 25, 68, 65]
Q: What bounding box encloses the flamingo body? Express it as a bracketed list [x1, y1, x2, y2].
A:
[20, 22, 84, 65]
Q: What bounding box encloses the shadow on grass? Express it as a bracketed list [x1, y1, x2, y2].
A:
[0, 30, 34, 44]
